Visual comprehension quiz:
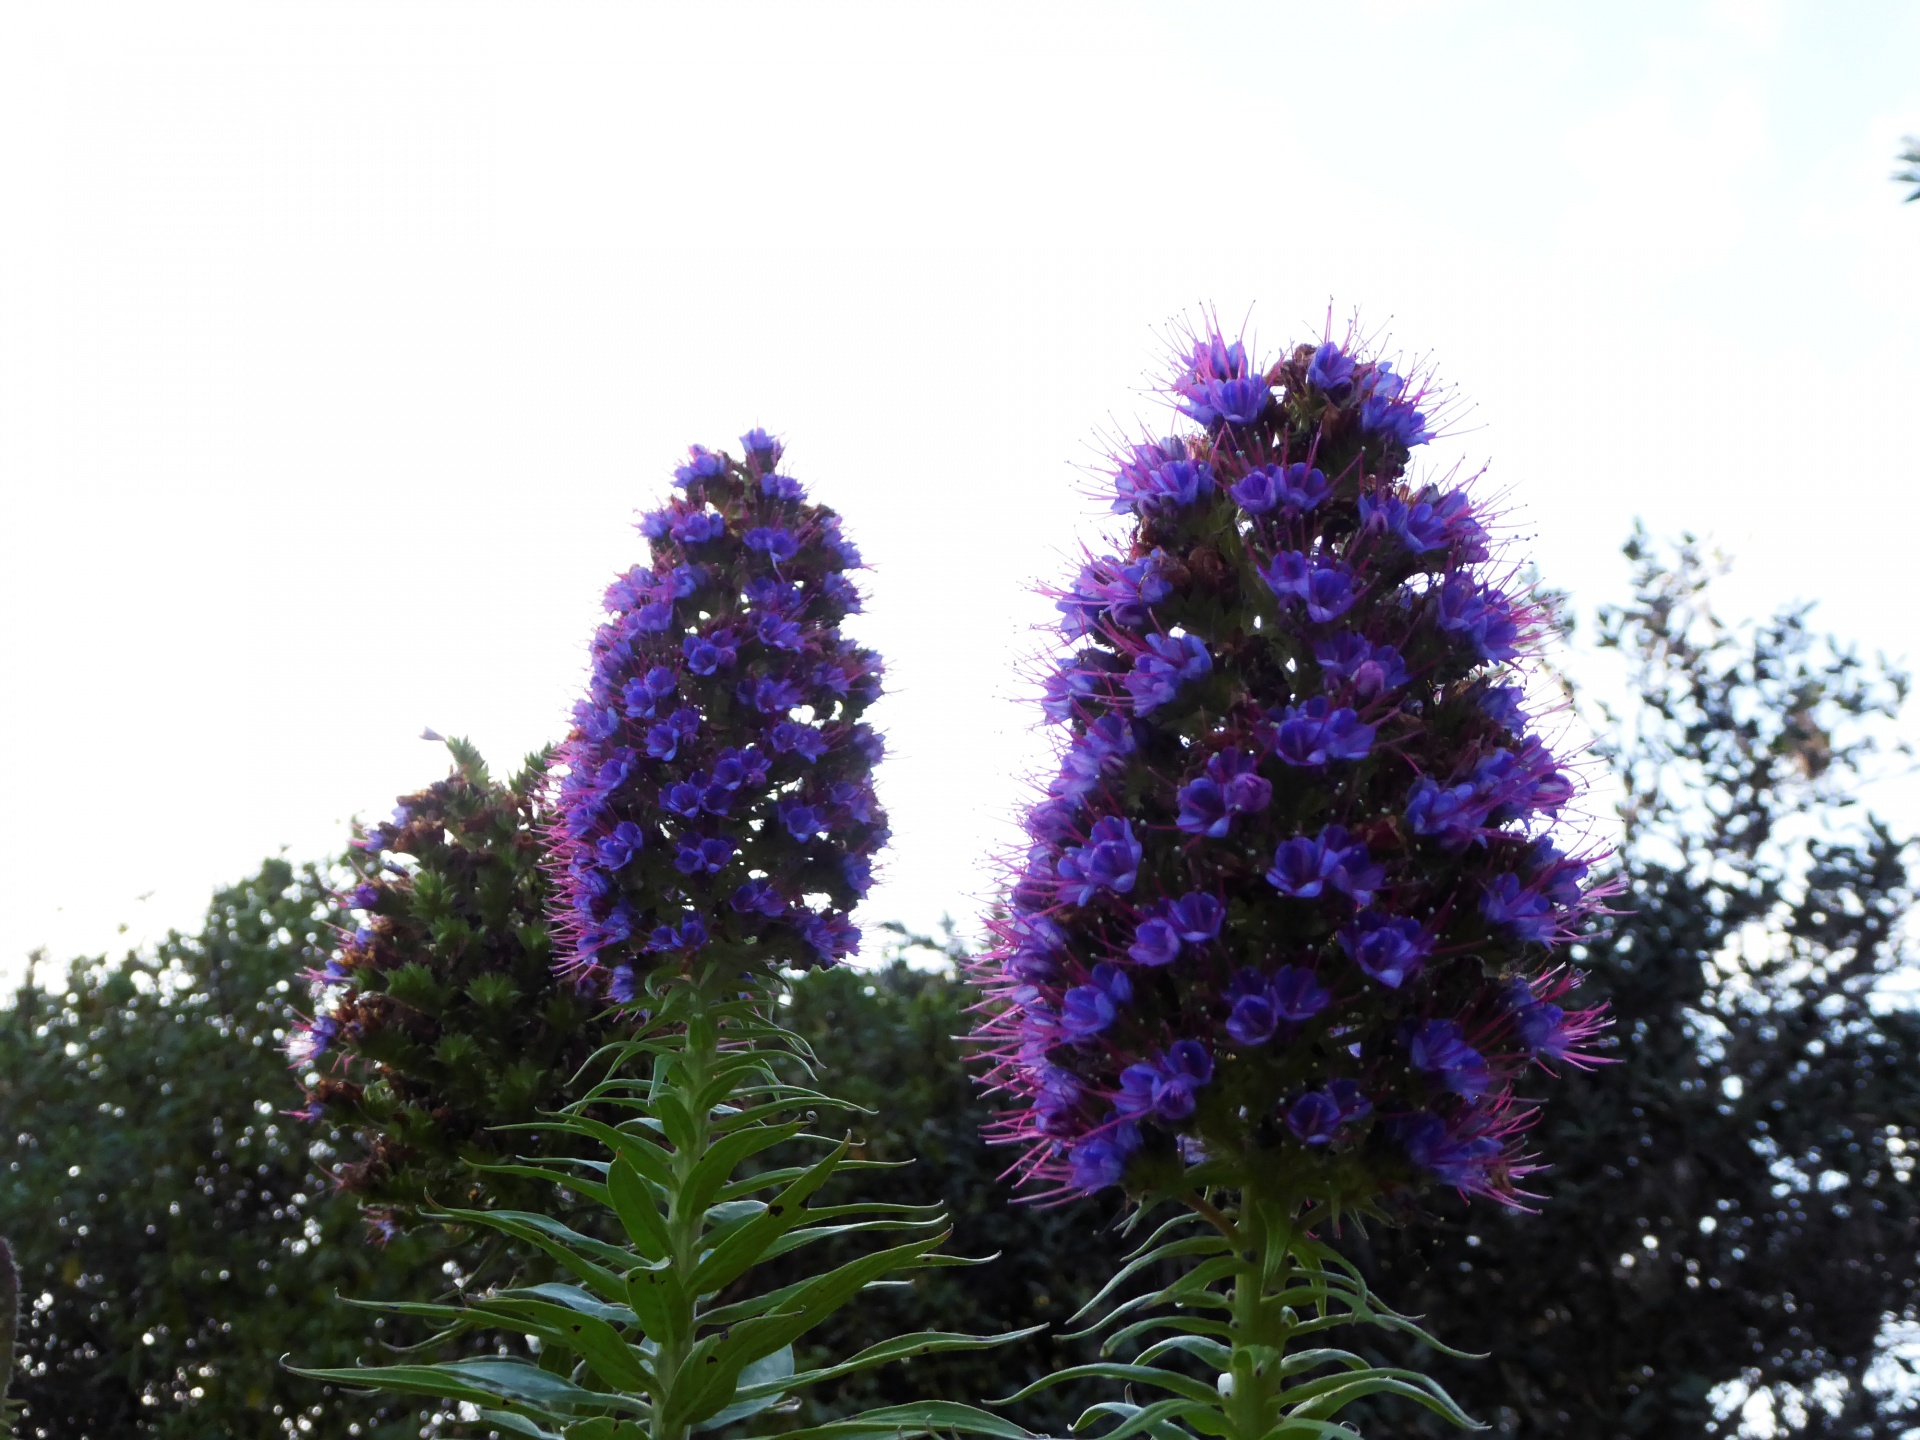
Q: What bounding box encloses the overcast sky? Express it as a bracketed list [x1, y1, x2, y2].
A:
[2, 1, 1916, 986]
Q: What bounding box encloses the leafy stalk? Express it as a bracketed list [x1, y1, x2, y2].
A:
[294, 964, 1039, 1440]
[999, 1182, 1479, 1439]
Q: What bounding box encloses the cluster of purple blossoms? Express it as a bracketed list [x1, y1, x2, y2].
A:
[973, 331, 1613, 1205]
[549, 430, 888, 998]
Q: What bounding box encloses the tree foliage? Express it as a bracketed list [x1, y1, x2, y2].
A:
[1342, 531, 1920, 1435]
[0, 860, 448, 1439]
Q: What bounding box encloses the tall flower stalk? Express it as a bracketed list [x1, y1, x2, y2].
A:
[298, 434, 1031, 1440]
[971, 327, 1613, 1436]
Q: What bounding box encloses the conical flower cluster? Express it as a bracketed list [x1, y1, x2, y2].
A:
[290, 743, 612, 1228]
[971, 330, 1610, 1205]
[551, 432, 886, 995]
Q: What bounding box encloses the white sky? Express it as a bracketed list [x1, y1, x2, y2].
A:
[2, 1, 1917, 986]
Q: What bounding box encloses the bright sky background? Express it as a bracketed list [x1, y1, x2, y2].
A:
[3, 1, 1917, 988]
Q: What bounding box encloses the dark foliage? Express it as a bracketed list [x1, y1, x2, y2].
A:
[0, 859, 449, 1439]
[300, 739, 622, 1232]
[1341, 532, 1920, 1436]
[773, 939, 1120, 1434]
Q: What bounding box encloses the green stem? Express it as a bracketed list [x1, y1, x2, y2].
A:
[649, 972, 723, 1440]
[1222, 1180, 1299, 1440]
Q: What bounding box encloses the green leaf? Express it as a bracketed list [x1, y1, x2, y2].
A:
[691, 1343, 794, 1431]
[607, 1156, 670, 1259]
[776, 1400, 1041, 1440]
[478, 1408, 566, 1440]
[994, 1362, 1218, 1408]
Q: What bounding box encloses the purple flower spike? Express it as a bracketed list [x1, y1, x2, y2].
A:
[969, 321, 1608, 1208]
[550, 432, 886, 987]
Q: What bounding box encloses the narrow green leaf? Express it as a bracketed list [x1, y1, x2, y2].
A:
[733, 1326, 1046, 1403]
[994, 1362, 1217, 1408]
[607, 1157, 671, 1260]
[776, 1400, 1040, 1440]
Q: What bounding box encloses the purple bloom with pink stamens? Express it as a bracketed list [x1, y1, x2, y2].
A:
[548, 435, 885, 1000]
[969, 321, 1611, 1208]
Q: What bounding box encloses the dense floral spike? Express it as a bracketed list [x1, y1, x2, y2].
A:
[289, 741, 616, 1232]
[974, 328, 1612, 1207]
[550, 434, 886, 995]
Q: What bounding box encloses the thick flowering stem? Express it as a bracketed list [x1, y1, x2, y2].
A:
[647, 973, 728, 1440]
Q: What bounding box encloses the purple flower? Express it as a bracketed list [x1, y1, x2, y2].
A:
[1168, 892, 1224, 943]
[1226, 965, 1330, 1045]
[1512, 998, 1572, 1058]
[1268, 824, 1385, 904]
[672, 836, 737, 876]
[754, 677, 805, 715]
[740, 427, 783, 471]
[1230, 462, 1328, 515]
[779, 800, 826, 841]
[1174, 777, 1230, 837]
[1479, 683, 1527, 735]
[730, 878, 787, 918]
[1062, 964, 1132, 1039]
[1306, 341, 1355, 399]
[770, 721, 830, 762]
[1409, 1020, 1490, 1099]
[673, 446, 727, 487]
[1435, 575, 1521, 662]
[1286, 1078, 1372, 1145]
[1206, 749, 1271, 814]
[684, 629, 739, 676]
[1125, 632, 1212, 714]
[1273, 966, 1333, 1022]
[1339, 911, 1430, 988]
[1258, 553, 1357, 623]
[1127, 916, 1182, 967]
[744, 525, 800, 562]
[607, 965, 638, 1004]
[1359, 495, 1448, 553]
[1405, 777, 1486, 846]
[1187, 375, 1271, 428]
[1114, 1040, 1214, 1121]
[596, 822, 646, 870]
[1271, 698, 1376, 767]
[1358, 365, 1434, 449]
[1069, 1123, 1141, 1191]
[1055, 817, 1142, 904]
[1285, 1090, 1343, 1145]
[670, 510, 726, 545]
[350, 883, 379, 910]
[1110, 444, 1216, 511]
[1313, 634, 1409, 699]
[844, 853, 874, 898]
[623, 665, 679, 718]
[1398, 1113, 1503, 1189]
[1481, 873, 1557, 942]
[1058, 552, 1172, 637]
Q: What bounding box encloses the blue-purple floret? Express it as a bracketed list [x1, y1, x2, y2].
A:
[548, 435, 886, 997]
[971, 325, 1610, 1205]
